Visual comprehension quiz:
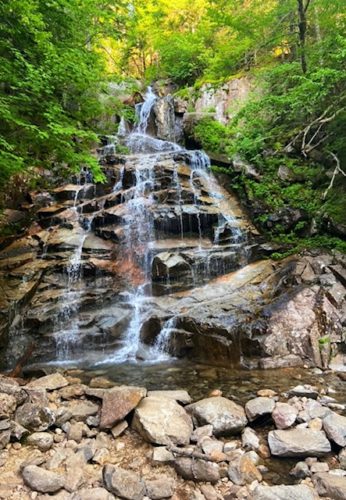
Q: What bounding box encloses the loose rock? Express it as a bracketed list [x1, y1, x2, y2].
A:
[27, 432, 54, 452]
[272, 402, 298, 429]
[26, 373, 68, 391]
[313, 472, 346, 499]
[174, 457, 220, 483]
[268, 429, 331, 457]
[323, 412, 346, 447]
[103, 465, 145, 500]
[241, 427, 260, 451]
[15, 403, 55, 431]
[254, 484, 317, 499]
[145, 476, 176, 499]
[100, 386, 146, 429]
[22, 465, 65, 493]
[0, 393, 17, 418]
[186, 397, 247, 436]
[132, 396, 192, 445]
[245, 397, 275, 422]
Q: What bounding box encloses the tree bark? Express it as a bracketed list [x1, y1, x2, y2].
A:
[297, 0, 310, 73]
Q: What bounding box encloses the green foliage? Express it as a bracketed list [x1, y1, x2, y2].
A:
[193, 118, 228, 154]
[271, 236, 346, 260]
[0, 0, 122, 187]
[155, 33, 207, 85]
[319, 336, 331, 346]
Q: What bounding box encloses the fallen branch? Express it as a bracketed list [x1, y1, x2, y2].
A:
[168, 446, 223, 463]
[284, 104, 345, 157]
[323, 152, 346, 199]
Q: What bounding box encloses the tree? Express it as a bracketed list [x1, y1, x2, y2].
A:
[297, 0, 312, 73]
[0, 0, 124, 187]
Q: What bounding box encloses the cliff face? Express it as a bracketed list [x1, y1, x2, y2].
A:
[0, 87, 345, 374]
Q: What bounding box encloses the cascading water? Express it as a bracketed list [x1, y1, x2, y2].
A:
[99, 157, 157, 364]
[136, 86, 157, 134]
[18, 85, 249, 368]
[54, 211, 94, 361]
[95, 86, 248, 363]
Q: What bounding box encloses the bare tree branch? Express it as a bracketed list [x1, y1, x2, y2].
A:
[284, 105, 345, 157]
[323, 152, 346, 199]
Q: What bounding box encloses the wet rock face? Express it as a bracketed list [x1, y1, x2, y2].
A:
[0, 114, 346, 370]
[0, 150, 259, 369]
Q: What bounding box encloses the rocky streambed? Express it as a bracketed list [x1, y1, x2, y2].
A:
[1, 371, 346, 499]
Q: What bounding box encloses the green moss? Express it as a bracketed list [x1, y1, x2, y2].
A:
[193, 118, 228, 154]
[271, 235, 346, 260]
[323, 186, 346, 225]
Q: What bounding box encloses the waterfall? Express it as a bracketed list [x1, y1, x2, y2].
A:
[135, 86, 157, 134]
[97, 154, 157, 364]
[94, 87, 247, 364]
[35, 85, 249, 367]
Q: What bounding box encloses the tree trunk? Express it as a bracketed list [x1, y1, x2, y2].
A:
[314, 5, 324, 66]
[297, 0, 308, 73]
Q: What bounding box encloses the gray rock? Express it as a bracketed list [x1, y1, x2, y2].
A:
[199, 484, 219, 500]
[0, 378, 26, 405]
[0, 430, 11, 449]
[147, 390, 191, 405]
[27, 432, 54, 451]
[323, 412, 346, 447]
[311, 462, 329, 473]
[103, 465, 145, 500]
[313, 472, 346, 499]
[289, 384, 319, 399]
[0, 420, 10, 431]
[305, 400, 330, 420]
[93, 448, 110, 465]
[174, 457, 220, 483]
[111, 420, 128, 438]
[45, 449, 68, 470]
[65, 466, 84, 492]
[339, 448, 346, 469]
[67, 422, 85, 443]
[132, 396, 192, 445]
[55, 407, 73, 426]
[65, 401, 99, 422]
[200, 437, 224, 456]
[272, 402, 298, 429]
[152, 447, 174, 464]
[290, 461, 310, 479]
[241, 427, 260, 451]
[72, 487, 114, 500]
[145, 476, 176, 499]
[190, 424, 213, 443]
[15, 403, 55, 431]
[245, 397, 275, 422]
[0, 393, 17, 418]
[224, 440, 240, 453]
[186, 397, 247, 436]
[268, 429, 331, 457]
[26, 373, 68, 391]
[22, 465, 65, 493]
[254, 484, 317, 500]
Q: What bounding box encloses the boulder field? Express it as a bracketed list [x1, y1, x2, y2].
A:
[1, 371, 346, 499]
